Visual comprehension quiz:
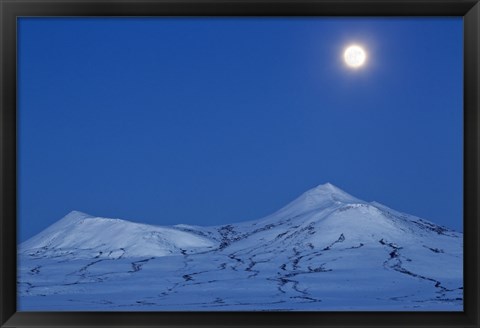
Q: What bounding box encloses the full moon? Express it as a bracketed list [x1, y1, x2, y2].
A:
[344, 45, 366, 68]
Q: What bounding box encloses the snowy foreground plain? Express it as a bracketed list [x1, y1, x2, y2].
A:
[18, 183, 463, 311]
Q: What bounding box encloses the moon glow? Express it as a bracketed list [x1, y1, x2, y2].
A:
[344, 45, 366, 68]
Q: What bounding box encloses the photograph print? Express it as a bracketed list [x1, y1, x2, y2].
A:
[17, 17, 463, 311]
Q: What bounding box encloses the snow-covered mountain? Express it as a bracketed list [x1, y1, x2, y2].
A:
[17, 183, 463, 311]
[20, 210, 215, 258]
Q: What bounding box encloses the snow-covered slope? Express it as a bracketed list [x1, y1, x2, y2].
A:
[18, 183, 463, 311]
[20, 211, 215, 258]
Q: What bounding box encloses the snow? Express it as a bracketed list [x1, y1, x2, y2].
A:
[17, 183, 463, 311]
[20, 211, 214, 258]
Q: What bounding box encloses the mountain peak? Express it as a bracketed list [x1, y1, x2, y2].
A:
[55, 210, 94, 226]
[64, 210, 93, 220]
[265, 183, 363, 220]
[311, 182, 341, 193]
[306, 183, 359, 201]
[20, 210, 94, 251]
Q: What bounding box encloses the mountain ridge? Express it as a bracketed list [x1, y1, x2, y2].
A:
[18, 183, 463, 311]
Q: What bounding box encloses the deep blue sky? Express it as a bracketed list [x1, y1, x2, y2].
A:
[18, 17, 463, 242]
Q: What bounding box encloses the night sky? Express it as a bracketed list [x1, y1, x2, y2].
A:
[18, 17, 463, 241]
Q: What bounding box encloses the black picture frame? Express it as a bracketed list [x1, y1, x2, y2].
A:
[1, 0, 479, 327]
